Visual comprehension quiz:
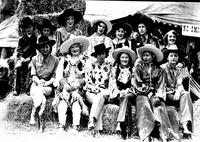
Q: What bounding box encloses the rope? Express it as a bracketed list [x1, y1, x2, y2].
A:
[189, 75, 200, 99]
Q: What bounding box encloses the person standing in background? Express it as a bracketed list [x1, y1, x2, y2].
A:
[55, 8, 83, 57]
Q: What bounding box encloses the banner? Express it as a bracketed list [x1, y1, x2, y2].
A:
[182, 24, 200, 37]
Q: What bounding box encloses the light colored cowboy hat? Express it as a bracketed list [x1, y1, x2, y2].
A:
[91, 19, 112, 34]
[60, 36, 90, 54]
[162, 44, 184, 58]
[112, 46, 137, 63]
[137, 44, 163, 63]
[110, 22, 133, 38]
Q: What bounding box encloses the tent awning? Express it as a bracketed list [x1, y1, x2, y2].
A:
[84, 1, 200, 26]
[0, 15, 19, 48]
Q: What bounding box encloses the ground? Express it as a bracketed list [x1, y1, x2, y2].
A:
[0, 94, 200, 142]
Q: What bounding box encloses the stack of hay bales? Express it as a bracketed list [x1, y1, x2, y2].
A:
[6, 94, 54, 123]
[5, 93, 137, 135]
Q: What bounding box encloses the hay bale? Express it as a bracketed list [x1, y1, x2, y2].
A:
[102, 104, 137, 135]
[103, 104, 119, 133]
[5, 94, 137, 135]
[6, 94, 54, 123]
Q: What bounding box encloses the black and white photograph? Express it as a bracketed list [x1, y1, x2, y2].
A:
[0, 0, 200, 142]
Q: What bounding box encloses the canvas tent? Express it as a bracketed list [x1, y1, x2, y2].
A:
[84, 1, 200, 26]
[0, 14, 19, 48]
[84, 1, 200, 37]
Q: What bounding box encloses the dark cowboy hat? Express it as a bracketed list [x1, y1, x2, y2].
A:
[129, 12, 155, 33]
[57, 8, 83, 26]
[19, 16, 35, 29]
[91, 43, 111, 57]
[110, 22, 132, 38]
[37, 18, 57, 34]
[162, 44, 184, 59]
[37, 36, 56, 51]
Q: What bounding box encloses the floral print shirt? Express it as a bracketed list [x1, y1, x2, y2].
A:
[54, 54, 88, 86]
[134, 60, 166, 100]
[85, 60, 112, 93]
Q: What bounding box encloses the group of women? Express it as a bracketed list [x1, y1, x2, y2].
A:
[13, 7, 194, 142]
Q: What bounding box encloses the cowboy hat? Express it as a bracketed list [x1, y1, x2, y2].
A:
[37, 36, 56, 50]
[60, 36, 90, 54]
[92, 19, 112, 34]
[19, 16, 35, 29]
[110, 22, 132, 38]
[37, 18, 56, 34]
[91, 43, 111, 57]
[112, 46, 136, 63]
[137, 44, 163, 63]
[128, 12, 155, 33]
[57, 8, 83, 26]
[162, 44, 184, 58]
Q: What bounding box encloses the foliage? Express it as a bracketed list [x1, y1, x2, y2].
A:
[20, 0, 85, 15]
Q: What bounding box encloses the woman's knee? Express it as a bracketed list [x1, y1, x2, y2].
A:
[72, 101, 81, 113]
[58, 100, 68, 111]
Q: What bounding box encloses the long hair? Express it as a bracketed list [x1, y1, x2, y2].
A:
[163, 30, 180, 46]
[92, 21, 108, 35]
[114, 53, 134, 80]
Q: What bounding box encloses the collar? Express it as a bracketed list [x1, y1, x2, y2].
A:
[112, 38, 126, 45]
[119, 65, 130, 70]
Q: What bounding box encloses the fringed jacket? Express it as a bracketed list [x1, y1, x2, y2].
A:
[133, 60, 166, 101]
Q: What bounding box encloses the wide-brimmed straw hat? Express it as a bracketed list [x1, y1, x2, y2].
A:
[91, 43, 111, 57]
[112, 46, 136, 63]
[162, 44, 183, 58]
[60, 36, 90, 54]
[137, 44, 163, 63]
[110, 22, 132, 38]
[57, 8, 83, 26]
[37, 36, 56, 50]
[91, 19, 112, 34]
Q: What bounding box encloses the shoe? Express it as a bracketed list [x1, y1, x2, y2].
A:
[71, 125, 79, 135]
[88, 117, 95, 130]
[13, 91, 19, 96]
[57, 125, 65, 133]
[182, 122, 192, 135]
[115, 123, 121, 135]
[93, 130, 101, 138]
[29, 116, 36, 125]
[143, 136, 151, 142]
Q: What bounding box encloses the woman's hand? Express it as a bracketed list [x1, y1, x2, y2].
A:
[119, 89, 128, 99]
[173, 91, 181, 101]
